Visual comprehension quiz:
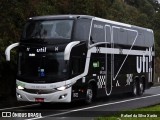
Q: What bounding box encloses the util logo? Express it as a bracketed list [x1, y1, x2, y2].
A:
[36, 47, 59, 52]
[136, 47, 153, 82]
[37, 47, 46, 52]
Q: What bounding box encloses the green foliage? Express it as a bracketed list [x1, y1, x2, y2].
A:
[96, 104, 160, 120]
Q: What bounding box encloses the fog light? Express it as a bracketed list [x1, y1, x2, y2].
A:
[17, 93, 22, 98]
[59, 94, 67, 99]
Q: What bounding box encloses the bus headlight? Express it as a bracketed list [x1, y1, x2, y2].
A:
[57, 86, 66, 91]
[17, 85, 24, 90]
[56, 84, 71, 91]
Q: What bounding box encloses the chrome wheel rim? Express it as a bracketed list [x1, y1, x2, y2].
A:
[140, 82, 143, 93]
[87, 88, 93, 101]
[133, 84, 137, 95]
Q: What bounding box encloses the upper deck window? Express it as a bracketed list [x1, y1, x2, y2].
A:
[74, 19, 91, 41]
[22, 20, 73, 40]
[91, 21, 105, 43]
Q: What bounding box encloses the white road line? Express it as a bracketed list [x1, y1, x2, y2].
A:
[0, 104, 39, 111]
[28, 93, 160, 120]
[151, 85, 160, 89]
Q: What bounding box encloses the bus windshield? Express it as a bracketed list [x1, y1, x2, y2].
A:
[17, 52, 68, 83]
[22, 20, 73, 40]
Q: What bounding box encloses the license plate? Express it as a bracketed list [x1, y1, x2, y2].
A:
[35, 98, 44, 102]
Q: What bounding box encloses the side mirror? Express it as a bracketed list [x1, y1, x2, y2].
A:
[5, 43, 19, 61]
[64, 41, 80, 60]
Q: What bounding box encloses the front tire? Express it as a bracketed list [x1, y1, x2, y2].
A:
[132, 80, 138, 96]
[85, 85, 93, 104]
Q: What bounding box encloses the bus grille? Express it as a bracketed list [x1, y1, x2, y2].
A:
[23, 88, 57, 94]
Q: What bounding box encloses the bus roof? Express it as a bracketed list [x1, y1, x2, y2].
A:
[28, 15, 153, 32]
[29, 15, 93, 20]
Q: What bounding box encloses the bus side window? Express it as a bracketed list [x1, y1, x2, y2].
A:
[135, 32, 144, 46]
[71, 56, 85, 76]
[74, 19, 91, 41]
[118, 28, 127, 44]
[71, 57, 79, 75]
[91, 21, 105, 43]
[127, 30, 137, 46]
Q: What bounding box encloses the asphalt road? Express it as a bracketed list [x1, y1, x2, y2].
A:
[1, 86, 160, 120]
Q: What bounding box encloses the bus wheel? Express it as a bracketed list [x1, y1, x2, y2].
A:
[137, 80, 144, 96]
[85, 84, 93, 104]
[132, 80, 138, 96]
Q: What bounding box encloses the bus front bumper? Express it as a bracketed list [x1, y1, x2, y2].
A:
[16, 87, 72, 103]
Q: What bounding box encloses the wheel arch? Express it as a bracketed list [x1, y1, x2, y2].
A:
[134, 76, 140, 82]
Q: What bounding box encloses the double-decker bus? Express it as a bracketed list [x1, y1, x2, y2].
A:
[5, 15, 154, 103]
